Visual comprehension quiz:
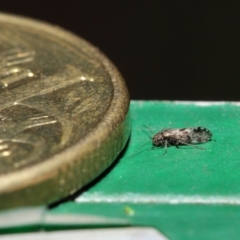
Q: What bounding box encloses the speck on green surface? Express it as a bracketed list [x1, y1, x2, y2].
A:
[53, 203, 240, 240]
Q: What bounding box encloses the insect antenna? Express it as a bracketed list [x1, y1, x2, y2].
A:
[129, 125, 154, 157]
[129, 141, 152, 157]
[142, 125, 154, 138]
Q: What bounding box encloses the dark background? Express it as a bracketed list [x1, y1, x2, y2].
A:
[2, 1, 240, 100]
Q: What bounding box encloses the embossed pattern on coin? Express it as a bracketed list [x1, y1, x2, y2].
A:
[0, 13, 130, 209]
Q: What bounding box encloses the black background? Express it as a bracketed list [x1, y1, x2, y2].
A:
[2, 1, 240, 100]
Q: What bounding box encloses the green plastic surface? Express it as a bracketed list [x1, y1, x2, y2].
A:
[52, 101, 240, 239]
[73, 100, 240, 198]
[3, 101, 240, 239]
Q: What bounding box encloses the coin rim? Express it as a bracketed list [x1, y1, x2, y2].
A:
[0, 13, 130, 206]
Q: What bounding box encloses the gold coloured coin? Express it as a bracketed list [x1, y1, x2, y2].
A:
[0, 13, 130, 209]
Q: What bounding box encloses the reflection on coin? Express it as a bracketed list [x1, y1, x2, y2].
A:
[0, 13, 130, 209]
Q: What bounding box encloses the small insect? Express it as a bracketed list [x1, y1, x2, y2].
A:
[152, 127, 212, 154]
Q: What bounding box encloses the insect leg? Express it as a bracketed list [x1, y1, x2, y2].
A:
[163, 139, 168, 155]
[175, 139, 205, 150]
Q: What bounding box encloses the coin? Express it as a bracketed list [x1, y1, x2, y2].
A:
[0, 13, 130, 209]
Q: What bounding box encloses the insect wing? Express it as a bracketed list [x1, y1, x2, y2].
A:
[190, 127, 212, 143]
[161, 127, 212, 144]
[161, 128, 192, 144]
